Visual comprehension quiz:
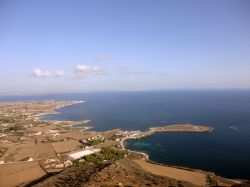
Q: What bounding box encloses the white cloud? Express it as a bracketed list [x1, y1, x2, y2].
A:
[55, 69, 65, 77]
[33, 68, 52, 78]
[32, 65, 104, 80]
[96, 55, 112, 62]
[75, 64, 104, 74]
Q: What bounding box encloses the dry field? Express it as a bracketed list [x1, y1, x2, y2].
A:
[134, 159, 207, 186]
[55, 131, 89, 140]
[29, 123, 59, 133]
[0, 161, 46, 187]
[52, 139, 82, 153]
[1, 142, 56, 162]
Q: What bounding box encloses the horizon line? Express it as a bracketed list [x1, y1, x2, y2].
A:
[1, 88, 250, 97]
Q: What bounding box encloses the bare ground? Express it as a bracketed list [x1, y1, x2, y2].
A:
[52, 139, 82, 153]
[0, 161, 46, 187]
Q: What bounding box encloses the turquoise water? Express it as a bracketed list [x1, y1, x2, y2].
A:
[1, 90, 250, 179]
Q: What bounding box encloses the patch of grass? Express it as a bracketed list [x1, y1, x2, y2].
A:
[88, 139, 105, 146]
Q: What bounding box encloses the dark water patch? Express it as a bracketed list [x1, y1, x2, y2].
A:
[125, 131, 250, 179]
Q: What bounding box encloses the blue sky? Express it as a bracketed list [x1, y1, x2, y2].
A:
[0, 0, 250, 95]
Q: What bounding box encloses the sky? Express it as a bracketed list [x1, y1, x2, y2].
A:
[0, 0, 250, 95]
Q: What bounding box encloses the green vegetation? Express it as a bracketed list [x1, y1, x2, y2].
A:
[75, 148, 127, 167]
[81, 138, 105, 146]
[94, 140, 119, 148]
[88, 139, 104, 146]
[99, 148, 126, 160]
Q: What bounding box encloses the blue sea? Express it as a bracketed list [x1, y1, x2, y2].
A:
[1, 90, 250, 179]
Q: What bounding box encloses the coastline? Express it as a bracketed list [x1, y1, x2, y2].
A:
[35, 100, 85, 121]
[120, 124, 213, 170]
[120, 125, 243, 185]
[34, 103, 242, 183]
[1, 100, 248, 186]
[34, 103, 217, 181]
[35, 100, 92, 127]
[121, 124, 213, 149]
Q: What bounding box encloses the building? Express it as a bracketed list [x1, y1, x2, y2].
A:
[68, 148, 101, 160]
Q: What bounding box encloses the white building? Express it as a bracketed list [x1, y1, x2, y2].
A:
[68, 148, 101, 160]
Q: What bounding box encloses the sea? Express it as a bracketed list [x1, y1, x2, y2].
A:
[1, 90, 250, 179]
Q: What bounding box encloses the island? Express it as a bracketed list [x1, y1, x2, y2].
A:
[0, 101, 247, 187]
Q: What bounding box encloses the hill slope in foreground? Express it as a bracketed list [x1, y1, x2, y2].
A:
[33, 158, 250, 187]
[33, 158, 200, 187]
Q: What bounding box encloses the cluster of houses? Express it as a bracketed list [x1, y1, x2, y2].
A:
[120, 130, 141, 138]
[43, 158, 73, 170]
[81, 135, 104, 143]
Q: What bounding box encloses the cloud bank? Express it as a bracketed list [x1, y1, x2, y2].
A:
[32, 64, 104, 79]
[55, 69, 65, 77]
[33, 68, 52, 77]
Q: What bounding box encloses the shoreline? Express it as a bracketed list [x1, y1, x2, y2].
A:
[120, 124, 213, 169]
[121, 125, 246, 184]
[20, 101, 246, 182]
[35, 100, 85, 120]
[121, 124, 213, 149]
[35, 103, 217, 181]
[34, 102, 242, 182]
[35, 100, 92, 127]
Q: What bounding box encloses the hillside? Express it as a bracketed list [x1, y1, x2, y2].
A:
[33, 158, 197, 187]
